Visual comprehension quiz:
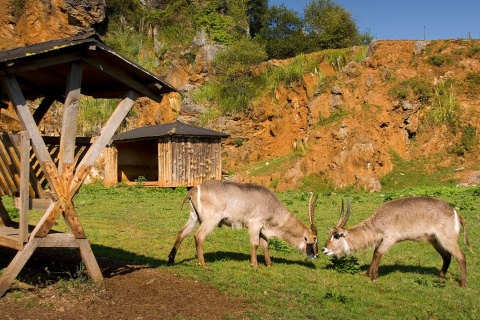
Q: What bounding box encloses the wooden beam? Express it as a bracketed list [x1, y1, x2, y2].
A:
[33, 94, 56, 124]
[1, 75, 58, 196]
[0, 199, 13, 227]
[0, 237, 41, 297]
[82, 55, 161, 101]
[78, 239, 103, 282]
[19, 132, 29, 244]
[76, 90, 139, 170]
[0, 52, 82, 76]
[58, 61, 82, 175]
[7, 132, 45, 198]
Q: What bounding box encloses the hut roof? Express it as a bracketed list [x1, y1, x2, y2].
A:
[0, 33, 177, 103]
[112, 120, 229, 143]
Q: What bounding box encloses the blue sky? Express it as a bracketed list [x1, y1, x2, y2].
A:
[269, 0, 480, 40]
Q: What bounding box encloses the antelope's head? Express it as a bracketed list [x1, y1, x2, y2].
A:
[305, 192, 319, 259]
[322, 198, 351, 257]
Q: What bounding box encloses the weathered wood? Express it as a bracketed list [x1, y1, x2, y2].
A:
[77, 239, 103, 282]
[33, 94, 56, 124]
[62, 201, 86, 239]
[19, 132, 29, 244]
[14, 197, 53, 211]
[104, 145, 118, 187]
[37, 233, 79, 248]
[0, 140, 17, 194]
[1, 75, 57, 195]
[58, 61, 83, 175]
[6, 132, 40, 198]
[83, 55, 160, 102]
[0, 237, 41, 297]
[77, 90, 138, 170]
[0, 198, 13, 226]
[0, 52, 82, 76]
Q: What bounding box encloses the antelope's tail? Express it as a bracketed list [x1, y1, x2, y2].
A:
[459, 214, 473, 253]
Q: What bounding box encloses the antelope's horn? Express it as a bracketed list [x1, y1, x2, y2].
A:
[336, 198, 351, 228]
[308, 192, 318, 235]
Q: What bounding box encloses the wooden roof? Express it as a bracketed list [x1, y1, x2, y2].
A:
[0, 33, 177, 103]
[112, 120, 229, 143]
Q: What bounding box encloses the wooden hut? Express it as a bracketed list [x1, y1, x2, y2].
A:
[104, 120, 229, 187]
[0, 33, 177, 297]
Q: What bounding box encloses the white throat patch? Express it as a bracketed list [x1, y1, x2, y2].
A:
[341, 237, 350, 255]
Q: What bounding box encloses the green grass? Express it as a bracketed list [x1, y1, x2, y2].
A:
[2, 184, 480, 319]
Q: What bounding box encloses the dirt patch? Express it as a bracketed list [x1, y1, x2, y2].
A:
[0, 250, 253, 319]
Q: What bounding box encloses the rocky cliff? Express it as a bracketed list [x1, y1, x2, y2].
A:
[1, 1, 478, 191]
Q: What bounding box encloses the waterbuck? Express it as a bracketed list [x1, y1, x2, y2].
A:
[322, 197, 473, 286]
[168, 180, 319, 267]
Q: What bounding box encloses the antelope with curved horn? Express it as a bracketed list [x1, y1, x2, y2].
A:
[168, 180, 319, 267]
[322, 197, 473, 287]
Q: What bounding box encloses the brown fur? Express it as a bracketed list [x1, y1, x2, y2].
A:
[322, 197, 473, 287]
[168, 180, 318, 267]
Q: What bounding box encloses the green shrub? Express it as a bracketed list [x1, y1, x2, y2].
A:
[450, 124, 477, 155]
[466, 72, 480, 88]
[327, 50, 347, 72]
[426, 83, 461, 127]
[265, 54, 321, 90]
[318, 108, 350, 126]
[195, 39, 267, 114]
[426, 55, 449, 67]
[389, 79, 432, 103]
[77, 98, 129, 136]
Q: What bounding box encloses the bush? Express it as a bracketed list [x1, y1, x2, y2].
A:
[426, 83, 461, 127]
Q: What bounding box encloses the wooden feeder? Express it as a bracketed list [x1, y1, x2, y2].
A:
[0, 33, 177, 297]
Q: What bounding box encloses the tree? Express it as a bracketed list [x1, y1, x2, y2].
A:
[247, 0, 268, 37]
[304, 0, 362, 49]
[254, 5, 307, 59]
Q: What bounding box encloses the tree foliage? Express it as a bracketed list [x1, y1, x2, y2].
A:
[254, 5, 308, 59]
[304, 0, 362, 49]
[206, 39, 267, 113]
[251, 0, 372, 59]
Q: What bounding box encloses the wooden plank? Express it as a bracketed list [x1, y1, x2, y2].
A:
[1, 75, 57, 196]
[7, 132, 44, 198]
[0, 52, 82, 76]
[0, 234, 22, 250]
[0, 139, 18, 194]
[62, 200, 86, 239]
[77, 239, 103, 282]
[82, 55, 160, 102]
[14, 197, 53, 211]
[37, 233, 79, 248]
[103, 145, 118, 187]
[0, 237, 41, 297]
[19, 132, 29, 244]
[0, 198, 13, 226]
[58, 61, 83, 175]
[33, 94, 56, 125]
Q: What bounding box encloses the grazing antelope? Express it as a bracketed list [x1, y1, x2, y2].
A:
[322, 197, 473, 287]
[168, 180, 319, 267]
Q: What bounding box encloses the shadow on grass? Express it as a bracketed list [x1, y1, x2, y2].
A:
[358, 263, 440, 277]
[0, 244, 167, 289]
[173, 251, 317, 268]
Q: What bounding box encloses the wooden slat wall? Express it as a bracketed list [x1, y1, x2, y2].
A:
[0, 133, 91, 198]
[156, 137, 222, 187]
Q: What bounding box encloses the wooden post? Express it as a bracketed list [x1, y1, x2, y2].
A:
[0, 237, 41, 297]
[104, 145, 118, 187]
[19, 132, 30, 244]
[58, 61, 83, 175]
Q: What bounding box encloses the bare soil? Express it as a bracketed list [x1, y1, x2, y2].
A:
[0, 249, 252, 319]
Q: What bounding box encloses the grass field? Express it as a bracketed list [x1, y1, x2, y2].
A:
[3, 183, 480, 319]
